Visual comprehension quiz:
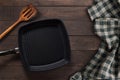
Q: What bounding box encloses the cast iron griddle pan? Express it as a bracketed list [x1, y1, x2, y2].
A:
[18, 19, 71, 71]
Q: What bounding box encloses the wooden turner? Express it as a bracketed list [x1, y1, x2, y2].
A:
[0, 4, 37, 40]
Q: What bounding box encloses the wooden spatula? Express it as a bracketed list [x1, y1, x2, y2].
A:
[0, 4, 37, 40]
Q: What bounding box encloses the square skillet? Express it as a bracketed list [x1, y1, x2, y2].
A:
[18, 19, 71, 71]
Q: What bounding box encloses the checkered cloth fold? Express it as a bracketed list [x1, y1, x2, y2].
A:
[88, 0, 120, 20]
[70, 0, 120, 80]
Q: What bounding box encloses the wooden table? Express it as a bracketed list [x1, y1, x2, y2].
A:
[0, 0, 100, 80]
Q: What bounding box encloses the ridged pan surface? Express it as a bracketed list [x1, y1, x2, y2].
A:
[18, 19, 70, 71]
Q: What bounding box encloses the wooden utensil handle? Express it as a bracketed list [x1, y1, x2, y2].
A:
[0, 19, 21, 40]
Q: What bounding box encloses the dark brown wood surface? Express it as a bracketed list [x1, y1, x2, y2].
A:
[0, 0, 100, 80]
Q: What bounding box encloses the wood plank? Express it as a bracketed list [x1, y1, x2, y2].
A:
[0, 50, 96, 80]
[0, 7, 90, 21]
[0, 36, 18, 50]
[0, 65, 80, 80]
[70, 36, 100, 50]
[0, 0, 93, 6]
[0, 36, 100, 51]
[65, 21, 94, 36]
[0, 50, 96, 65]
[0, 0, 98, 80]
[0, 20, 94, 36]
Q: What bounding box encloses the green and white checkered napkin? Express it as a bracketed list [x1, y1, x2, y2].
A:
[70, 0, 120, 80]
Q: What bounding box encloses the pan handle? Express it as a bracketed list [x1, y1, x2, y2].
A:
[0, 47, 19, 56]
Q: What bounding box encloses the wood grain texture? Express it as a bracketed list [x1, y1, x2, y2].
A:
[70, 36, 100, 50]
[0, 7, 90, 21]
[0, 0, 99, 80]
[0, 51, 96, 66]
[0, 36, 100, 51]
[0, 0, 93, 6]
[0, 20, 94, 36]
[0, 50, 96, 80]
